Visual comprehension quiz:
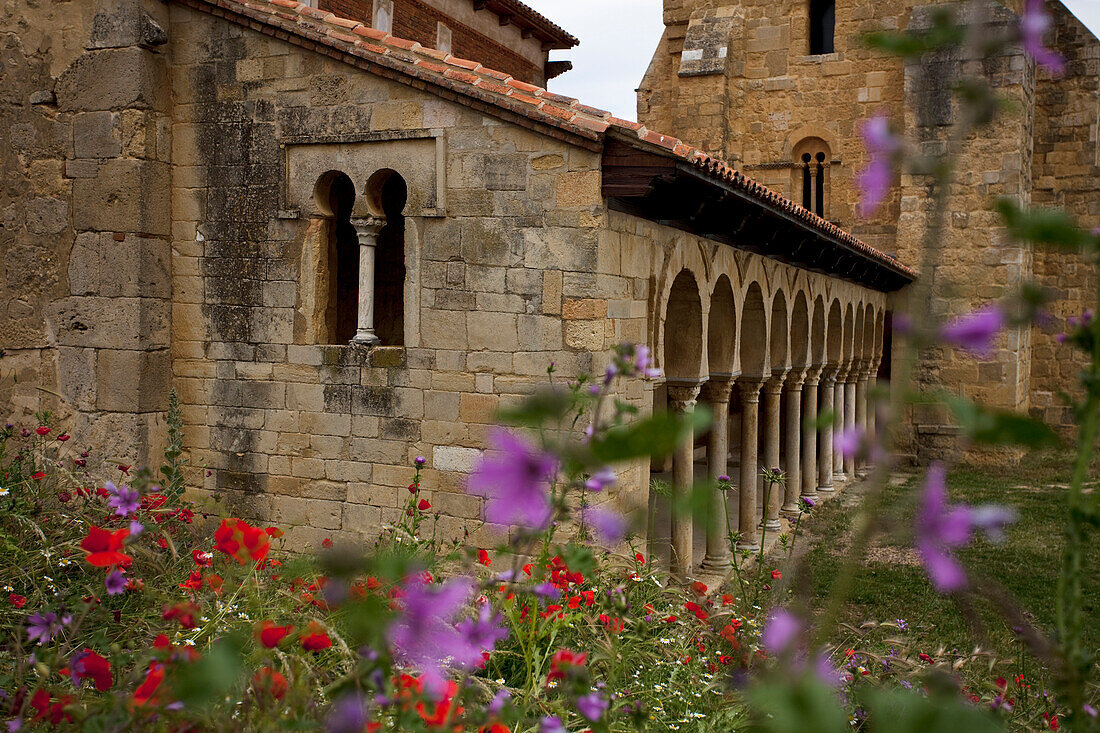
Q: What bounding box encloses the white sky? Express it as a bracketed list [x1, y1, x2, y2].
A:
[526, 0, 1100, 122]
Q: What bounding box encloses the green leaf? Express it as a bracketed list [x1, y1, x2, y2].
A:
[747, 675, 849, 733]
[169, 636, 244, 708]
[496, 386, 573, 427]
[943, 395, 1061, 448]
[863, 687, 1003, 733]
[864, 8, 963, 59]
[589, 407, 710, 463]
[996, 198, 1098, 252]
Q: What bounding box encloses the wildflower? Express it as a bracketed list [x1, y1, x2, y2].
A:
[417, 498, 431, 511]
[56, 433, 69, 441]
[300, 621, 333, 652]
[477, 549, 492, 566]
[214, 518, 271, 565]
[129, 520, 144, 536]
[29, 689, 74, 725]
[117, 464, 131, 475]
[585, 466, 617, 492]
[939, 305, 1005, 358]
[326, 693, 371, 733]
[915, 462, 1016, 592]
[770, 569, 782, 580]
[162, 602, 201, 629]
[584, 505, 626, 543]
[577, 692, 608, 722]
[690, 581, 707, 595]
[761, 608, 801, 655]
[856, 115, 900, 217]
[27, 611, 69, 645]
[132, 662, 167, 707]
[540, 715, 566, 733]
[35, 426, 50, 436]
[467, 428, 557, 530]
[106, 482, 141, 516]
[80, 526, 132, 568]
[1021, 0, 1065, 75]
[70, 649, 113, 691]
[834, 426, 863, 460]
[254, 620, 295, 648]
[0, 488, 8, 497]
[415, 455, 426, 466]
[192, 549, 213, 566]
[635, 552, 646, 565]
[251, 667, 288, 701]
[31, 472, 45, 480]
[105, 569, 127, 596]
[547, 649, 587, 683]
[455, 602, 509, 655]
[179, 571, 204, 591]
[896, 618, 908, 631]
[9, 593, 26, 608]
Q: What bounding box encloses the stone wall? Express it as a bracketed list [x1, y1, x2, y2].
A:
[1, 0, 173, 467]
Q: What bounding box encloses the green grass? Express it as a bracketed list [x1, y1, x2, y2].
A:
[802, 450, 1100, 672]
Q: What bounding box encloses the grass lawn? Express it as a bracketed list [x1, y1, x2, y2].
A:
[799, 450, 1100, 680]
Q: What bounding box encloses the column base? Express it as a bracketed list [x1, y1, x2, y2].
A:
[780, 503, 800, 518]
[351, 331, 380, 346]
[700, 556, 732, 572]
[833, 472, 847, 484]
[817, 484, 835, 494]
[735, 541, 760, 552]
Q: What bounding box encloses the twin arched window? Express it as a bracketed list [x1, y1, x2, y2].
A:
[792, 138, 830, 219]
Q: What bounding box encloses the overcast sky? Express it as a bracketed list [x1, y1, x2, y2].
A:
[526, 0, 1100, 122]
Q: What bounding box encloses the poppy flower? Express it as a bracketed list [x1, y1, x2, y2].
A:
[418, 498, 431, 511]
[32, 471, 46, 480]
[683, 601, 709, 621]
[478, 549, 491, 566]
[255, 620, 295, 648]
[721, 594, 735, 606]
[179, 571, 204, 591]
[192, 550, 213, 566]
[771, 569, 782, 580]
[30, 689, 74, 725]
[635, 552, 645, 565]
[265, 526, 284, 538]
[57, 433, 70, 441]
[252, 667, 288, 700]
[690, 581, 708, 595]
[214, 518, 271, 565]
[131, 662, 166, 708]
[665, 615, 678, 623]
[321, 537, 333, 549]
[71, 648, 113, 691]
[117, 464, 131, 475]
[9, 593, 27, 608]
[81, 525, 132, 568]
[206, 574, 224, 595]
[546, 649, 587, 682]
[35, 426, 50, 436]
[162, 602, 201, 629]
[300, 621, 332, 652]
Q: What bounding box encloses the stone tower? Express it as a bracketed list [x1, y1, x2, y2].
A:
[639, 0, 1100, 455]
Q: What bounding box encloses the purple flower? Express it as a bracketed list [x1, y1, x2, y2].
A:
[856, 115, 900, 218]
[813, 653, 844, 688]
[584, 505, 626, 544]
[7, 718, 21, 732]
[896, 618, 908, 631]
[1021, 0, 1065, 75]
[585, 466, 617, 492]
[326, 693, 371, 733]
[540, 716, 566, 733]
[533, 582, 560, 600]
[106, 482, 141, 516]
[939, 305, 1005, 358]
[105, 569, 127, 596]
[415, 456, 426, 466]
[801, 496, 816, 509]
[604, 363, 619, 386]
[488, 689, 511, 716]
[129, 520, 144, 536]
[455, 602, 508, 657]
[576, 692, 608, 721]
[27, 612, 68, 645]
[915, 463, 1017, 592]
[387, 576, 479, 698]
[834, 426, 863, 460]
[761, 608, 801, 655]
[467, 429, 558, 530]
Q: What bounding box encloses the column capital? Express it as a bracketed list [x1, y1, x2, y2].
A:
[819, 365, 839, 386]
[785, 366, 808, 389]
[351, 216, 385, 245]
[738, 376, 767, 405]
[765, 372, 787, 395]
[666, 379, 704, 411]
[803, 364, 824, 386]
[700, 374, 735, 404]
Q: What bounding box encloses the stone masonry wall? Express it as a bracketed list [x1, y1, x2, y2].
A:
[168, 3, 611, 547]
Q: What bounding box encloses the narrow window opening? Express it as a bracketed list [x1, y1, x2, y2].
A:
[815, 152, 826, 217]
[792, 139, 831, 220]
[801, 153, 812, 210]
[437, 22, 453, 54]
[325, 174, 359, 344]
[810, 0, 835, 55]
[374, 173, 407, 346]
[374, 0, 393, 33]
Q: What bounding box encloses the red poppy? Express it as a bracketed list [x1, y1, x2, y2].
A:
[179, 571, 204, 591]
[683, 601, 709, 621]
[206, 574, 224, 595]
[300, 621, 332, 652]
[31, 471, 46, 480]
[214, 518, 271, 565]
[477, 549, 491, 566]
[57, 433, 70, 441]
[321, 537, 333, 549]
[35, 426, 50, 436]
[635, 552, 645, 565]
[117, 464, 131, 475]
[416, 678, 463, 726]
[252, 667, 288, 700]
[365, 576, 382, 590]
[690, 581, 708, 595]
[131, 662, 166, 707]
[522, 563, 533, 576]
[599, 614, 625, 634]
[30, 689, 74, 725]
[192, 550, 213, 567]
[72, 648, 113, 691]
[665, 615, 678, 623]
[162, 602, 201, 629]
[770, 569, 782, 580]
[255, 620, 295, 649]
[9, 593, 27, 608]
[540, 604, 564, 619]
[546, 649, 587, 682]
[918, 653, 934, 663]
[418, 498, 431, 511]
[81, 525, 132, 568]
[176, 507, 195, 524]
[265, 526, 284, 538]
[721, 594, 735, 606]
[153, 634, 171, 650]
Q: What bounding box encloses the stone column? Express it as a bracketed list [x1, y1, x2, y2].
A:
[844, 373, 857, 477]
[855, 361, 869, 475]
[801, 367, 821, 502]
[761, 374, 786, 531]
[350, 217, 384, 345]
[818, 367, 837, 493]
[701, 376, 735, 571]
[832, 365, 847, 482]
[867, 358, 881, 439]
[667, 381, 703, 579]
[782, 370, 805, 517]
[737, 377, 766, 551]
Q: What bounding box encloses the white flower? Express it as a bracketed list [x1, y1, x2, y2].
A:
[0, 487, 9, 497]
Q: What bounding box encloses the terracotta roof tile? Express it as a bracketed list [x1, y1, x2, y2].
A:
[183, 0, 915, 283]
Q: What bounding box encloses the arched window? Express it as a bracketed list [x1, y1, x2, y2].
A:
[310, 171, 360, 345]
[373, 173, 407, 346]
[810, 0, 835, 55]
[792, 138, 830, 219]
[374, 0, 393, 33]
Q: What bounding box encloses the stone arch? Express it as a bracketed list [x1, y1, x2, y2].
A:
[842, 302, 856, 365]
[663, 270, 706, 381]
[862, 303, 876, 362]
[652, 240, 711, 376]
[296, 170, 359, 344]
[708, 275, 737, 375]
[769, 290, 789, 374]
[741, 282, 768, 377]
[369, 170, 408, 346]
[826, 300, 843, 366]
[791, 291, 811, 368]
[811, 296, 826, 366]
[854, 304, 866, 362]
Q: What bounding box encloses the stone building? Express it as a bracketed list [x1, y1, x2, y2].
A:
[1, 0, 910, 573]
[638, 0, 1100, 455]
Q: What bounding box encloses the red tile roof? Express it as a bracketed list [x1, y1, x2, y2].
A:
[178, 0, 916, 284]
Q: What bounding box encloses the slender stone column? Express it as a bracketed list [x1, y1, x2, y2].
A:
[801, 367, 821, 502]
[761, 374, 786, 531]
[667, 381, 703, 579]
[843, 374, 857, 477]
[832, 365, 847, 482]
[782, 370, 806, 517]
[350, 217, 384, 345]
[737, 377, 767, 551]
[867, 358, 881, 438]
[818, 367, 837, 493]
[855, 361, 869, 475]
[701, 376, 735, 571]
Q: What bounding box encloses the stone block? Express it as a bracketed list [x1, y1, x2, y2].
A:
[562, 298, 608, 320]
[565, 320, 605, 351]
[421, 309, 467, 350]
[433, 445, 481, 473]
[73, 111, 121, 158]
[57, 47, 169, 112]
[467, 311, 517, 351]
[72, 158, 171, 236]
[52, 296, 170, 350]
[459, 393, 498, 424]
